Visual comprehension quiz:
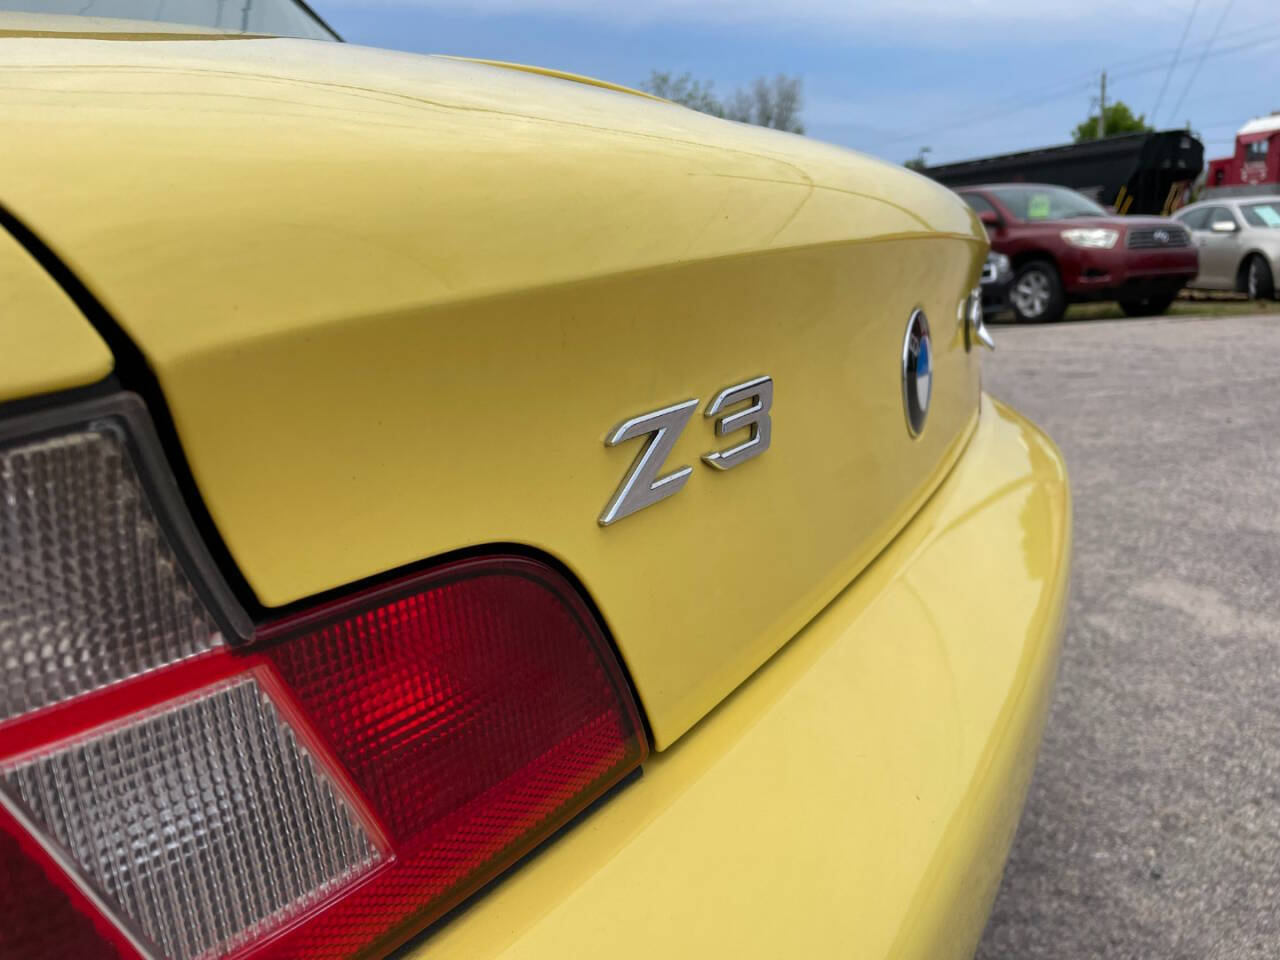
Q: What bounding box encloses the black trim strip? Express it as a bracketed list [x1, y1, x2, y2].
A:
[0, 393, 253, 644]
[0, 208, 655, 747]
[0, 205, 266, 619]
[290, 0, 343, 41]
[0, 373, 121, 421]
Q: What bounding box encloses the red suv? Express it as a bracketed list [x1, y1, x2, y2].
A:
[958, 183, 1199, 322]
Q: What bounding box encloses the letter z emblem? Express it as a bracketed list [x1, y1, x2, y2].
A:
[598, 399, 699, 526]
[598, 375, 774, 526]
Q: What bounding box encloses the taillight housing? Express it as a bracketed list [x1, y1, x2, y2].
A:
[0, 394, 647, 959]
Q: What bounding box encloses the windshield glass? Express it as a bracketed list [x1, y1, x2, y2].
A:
[0, 0, 337, 39]
[988, 185, 1108, 222]
[1241, 202, 1280, 228]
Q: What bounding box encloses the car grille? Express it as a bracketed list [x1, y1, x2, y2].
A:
[1126, 226, 1190, 249]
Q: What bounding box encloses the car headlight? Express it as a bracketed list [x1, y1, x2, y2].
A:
[981, 252, 1011, 284]
[1061, 228, 1119, 249]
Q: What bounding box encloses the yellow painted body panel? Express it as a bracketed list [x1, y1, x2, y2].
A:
[436, 56, 665, 102]
[0, 34, 987, 748]
[0, 227, 111, 404]
[402, 395, 1071, 959]
[0, 22, 1072, 957]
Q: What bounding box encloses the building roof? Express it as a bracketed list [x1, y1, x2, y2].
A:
[1239, 114, 1280, 136]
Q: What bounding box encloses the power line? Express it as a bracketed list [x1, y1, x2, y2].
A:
[877, 79, 1095, 145]
[1101, 15, 1260, 75]
[1034, 16, 1277, 96]
[880, 24, 1280, 151]
[1150, 0, 1200, 121]
[1165, 0, 1237, 126]
[877, 18, 1280, 149]
[1111, 26, 1280, 85]
[892, 68, 1127, 143]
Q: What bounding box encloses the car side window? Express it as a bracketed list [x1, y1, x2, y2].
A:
[1206, 207, 1239, 231]
[1176, 207, 1210, 230]
[962, 193, 997, 216]
[1242, 202, 1280, 228]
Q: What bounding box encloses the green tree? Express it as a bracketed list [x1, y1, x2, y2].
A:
[1072, 101, 1153, 142]
[904, 146, 932, 171]
[641, 71, 804, 134]
[642, 71, 725, 118]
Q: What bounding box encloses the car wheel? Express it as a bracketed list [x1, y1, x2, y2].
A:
[1010, 260, 1064, 323]
[1118, 293, 1177, 317]
[1245, 255, 1275, 301]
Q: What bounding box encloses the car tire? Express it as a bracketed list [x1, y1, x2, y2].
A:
[1118, 293, 1177, 317]
[1244, 255, 1276, 301]
[1010, 260, 1065, 323]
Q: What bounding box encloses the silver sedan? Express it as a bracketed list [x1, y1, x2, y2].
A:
[1174, 196, 1280, 300]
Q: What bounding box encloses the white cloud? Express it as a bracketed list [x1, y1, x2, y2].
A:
[327, 0, 1280, 163]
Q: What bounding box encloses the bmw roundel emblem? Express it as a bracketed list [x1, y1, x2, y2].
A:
[902, 308, 932, 437]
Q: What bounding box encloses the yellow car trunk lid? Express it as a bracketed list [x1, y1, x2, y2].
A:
[0, 32, 985, 747]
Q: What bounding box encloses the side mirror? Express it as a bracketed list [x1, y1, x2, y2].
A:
[979, 210, 1002, 229]
[1211, 219, 1238, 233]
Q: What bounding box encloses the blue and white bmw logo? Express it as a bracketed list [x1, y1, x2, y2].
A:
[902, 308, 932, 437]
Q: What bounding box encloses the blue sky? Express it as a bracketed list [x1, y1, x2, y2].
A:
[324, 0, 1280, 166]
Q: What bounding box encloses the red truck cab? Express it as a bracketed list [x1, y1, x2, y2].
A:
[1205, 114, 1280, 198]
[959, 183, 1199, 322]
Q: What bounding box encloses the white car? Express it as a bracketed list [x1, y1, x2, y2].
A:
[1174, 196, 1280, 300]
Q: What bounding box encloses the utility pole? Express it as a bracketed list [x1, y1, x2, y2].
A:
[1097, 71, 1107, 139]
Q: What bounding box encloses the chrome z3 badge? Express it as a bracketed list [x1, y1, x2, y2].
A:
[599, 376, 773, 526]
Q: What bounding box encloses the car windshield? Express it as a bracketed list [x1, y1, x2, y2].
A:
[988, 185, 1108, 222]
[0, 0, 337, 39]
[1241, 202, 1280, 228]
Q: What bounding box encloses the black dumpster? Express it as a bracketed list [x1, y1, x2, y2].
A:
[923, 131, 1204, 216]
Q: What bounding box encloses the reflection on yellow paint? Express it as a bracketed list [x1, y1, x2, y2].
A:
[412, 396, 1070, 960]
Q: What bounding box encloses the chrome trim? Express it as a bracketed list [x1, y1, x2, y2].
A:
[1126, 226, 1190, 249]
[901, 308, 933, 438]
[599, 398, 698, 526]
[967, 288, 995, 352]
[702, 376, 773, 471]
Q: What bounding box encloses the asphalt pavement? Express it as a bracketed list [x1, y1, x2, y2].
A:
[974, 313, 1280, 960]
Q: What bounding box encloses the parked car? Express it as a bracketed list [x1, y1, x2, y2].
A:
[959, 183, 1199, 322]
[0, 5, 1071, 960]
[1173, 196, 1280, 300]
[980, 249, 1014, 317]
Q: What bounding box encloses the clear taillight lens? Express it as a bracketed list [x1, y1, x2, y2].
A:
[0, 393, 648, 959]
[4, 676, 381, 960]
[0, 425, 222, 720]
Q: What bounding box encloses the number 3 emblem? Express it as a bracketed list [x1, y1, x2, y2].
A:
[599, 375, 774, 526]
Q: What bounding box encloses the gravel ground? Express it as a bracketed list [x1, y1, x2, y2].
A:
[975, 313, 1280, 960]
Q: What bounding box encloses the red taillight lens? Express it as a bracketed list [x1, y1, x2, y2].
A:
[0, 799, 138, 960]
[250, 558, 647, 957]
[0, 396, 648, 959]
